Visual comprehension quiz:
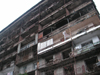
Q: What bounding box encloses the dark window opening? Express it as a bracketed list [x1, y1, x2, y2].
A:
[43, 18, 68, 36]
[87, 5, 94, 12]
[85, 56, 98, 71]
[45, 56, 53, 66]
[43, 28, 52, 36]
[82, 40, 93, 48]
[42, 4, 94, 37]
[69, 12, 80, 22]
[64, 0, 71, 4]
[45, 70, 54, 75]
[55, 18, 68, 29]
[80, 9, 88, 16]
[62, 49, 71, 59]
[28, 71, 35, 75]
[64, 65, 75, 75]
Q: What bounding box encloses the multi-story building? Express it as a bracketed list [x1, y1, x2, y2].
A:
[0, 0, 100, 75]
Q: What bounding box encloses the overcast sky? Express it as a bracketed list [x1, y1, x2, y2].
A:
[0, 0, 99, 31]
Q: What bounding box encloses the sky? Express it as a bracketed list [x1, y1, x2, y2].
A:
[0, 0, 100, 31]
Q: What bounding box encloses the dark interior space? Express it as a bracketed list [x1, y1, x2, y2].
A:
[45, 70, 54, 75]
[45, 56, 53, 66]
[85, 56, 98, 71]
[62, 49, 71, 59]
[64, 65, 75, 75]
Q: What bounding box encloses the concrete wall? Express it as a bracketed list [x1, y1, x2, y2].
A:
[0, 65, 18, 75]
[38, 59, 46, 68]
[19, 62, 37, 74]
[74, 60, 87, 75]
[53, 53, 63, 64]
[54, 67, 64, 75]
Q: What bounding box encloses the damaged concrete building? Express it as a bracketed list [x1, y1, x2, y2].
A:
[0, 0, 100, 75]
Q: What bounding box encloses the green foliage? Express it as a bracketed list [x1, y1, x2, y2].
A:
[19, 73, 28, 75]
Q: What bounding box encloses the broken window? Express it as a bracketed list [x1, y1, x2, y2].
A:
[85, 56, 98, 72]
[62, 49, 71, 59]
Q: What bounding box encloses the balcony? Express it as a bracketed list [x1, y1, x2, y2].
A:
[16, 49, 36, 66]
[37, 3, 99, 54]
[4, 51, 16, 61]
[38, 22, 100, 55]
[73, 41, 100, 56]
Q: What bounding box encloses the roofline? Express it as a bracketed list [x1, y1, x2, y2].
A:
[0, 0, 47, 35]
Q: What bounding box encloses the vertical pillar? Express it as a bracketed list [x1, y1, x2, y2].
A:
[54, 67, 65, 75]
[35, 33, 38, 44]
[97, 54, 100, 61]
[35, 70, 42, 75]
[17, 43, 21, 53]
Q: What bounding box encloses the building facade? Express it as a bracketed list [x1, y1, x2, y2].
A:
[0, 0, 100, 75]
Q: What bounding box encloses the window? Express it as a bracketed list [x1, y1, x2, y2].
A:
[85, 56, 98, 71]
[45, 56, 53, 66]
[62, 49, 71, 59]
[82, 40, 93, 48]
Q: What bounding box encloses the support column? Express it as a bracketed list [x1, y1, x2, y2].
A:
[35, 33, 38, 44]
[35, 70, 40, 75]
[17, 43, 21, 53]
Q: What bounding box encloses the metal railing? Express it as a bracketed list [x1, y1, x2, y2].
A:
[73, 41, 100, 56]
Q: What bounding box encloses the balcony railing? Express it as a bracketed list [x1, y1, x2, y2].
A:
[73, 41, 100, 56]
[38, 24, 100, 54]
[20, 41, 36, 52]
[16, 52, 34, 65]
